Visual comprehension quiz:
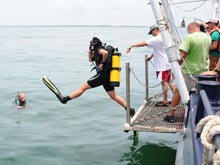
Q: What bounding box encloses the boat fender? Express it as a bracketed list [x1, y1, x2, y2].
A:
[123, 123, 130, 132]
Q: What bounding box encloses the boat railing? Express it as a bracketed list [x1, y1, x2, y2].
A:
[125, 55, 149, 124]
[125, 62, 131, 125]
[124, 55, 186, 134]
[191, 82, 220, 165]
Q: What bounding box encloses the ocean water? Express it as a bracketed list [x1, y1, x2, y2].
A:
[0, 26, 178, 165]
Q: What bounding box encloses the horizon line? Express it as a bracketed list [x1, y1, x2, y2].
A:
[0, 24, 148, 27]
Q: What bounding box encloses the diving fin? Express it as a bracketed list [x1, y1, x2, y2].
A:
[41, 76, 66, 104]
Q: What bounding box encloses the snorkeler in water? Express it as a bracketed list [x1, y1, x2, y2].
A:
[15, 92, 26, 109]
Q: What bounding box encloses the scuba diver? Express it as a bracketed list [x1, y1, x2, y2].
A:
[43, 37, 135, 117]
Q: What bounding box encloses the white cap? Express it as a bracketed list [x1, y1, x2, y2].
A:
[148, 25, 159, 34]
[206, 17, 219, 24]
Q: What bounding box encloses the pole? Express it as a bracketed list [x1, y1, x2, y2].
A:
[150, 0, 189, 104]
[126, 62, 130, 124]
[145, 55, 149, 100]
[212, 0, 220, 18]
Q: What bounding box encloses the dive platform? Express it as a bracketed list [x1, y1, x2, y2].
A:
[126, 99, 186, 133]
[124, 58, 186, 134]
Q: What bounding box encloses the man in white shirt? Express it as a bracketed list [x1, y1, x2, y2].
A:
[126, 25, 175, 105]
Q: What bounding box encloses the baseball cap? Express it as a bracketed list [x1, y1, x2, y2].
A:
[206, 17, 219, 24]
[148, 25, 159, 34]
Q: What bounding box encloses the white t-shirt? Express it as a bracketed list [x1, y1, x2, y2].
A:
[146, 34, 171, 71]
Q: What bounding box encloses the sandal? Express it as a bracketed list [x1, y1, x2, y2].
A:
[164, 115, 174, 123]
[156, 101, 170, 107]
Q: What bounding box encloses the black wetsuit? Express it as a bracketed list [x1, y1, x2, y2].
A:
[87, 48, 114, 92]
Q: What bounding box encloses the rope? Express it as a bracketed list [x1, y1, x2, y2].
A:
[196, 115, 220, 164]
[170, 0, 209, 12]
[213, 150, 220, 165]
[130, 66, 175, 108]
[130, 67, 161, 88]
[180, 56, 198, 82]
[130, 67, 174, 88]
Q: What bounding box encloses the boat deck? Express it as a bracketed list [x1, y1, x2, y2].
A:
[127, 99, 186, 133]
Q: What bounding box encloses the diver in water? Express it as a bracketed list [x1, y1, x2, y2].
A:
[15, 92, 26, 109]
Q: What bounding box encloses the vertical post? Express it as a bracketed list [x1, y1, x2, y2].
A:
[150, 0, 189, 104]
[126, 62, 130, 124]
[212, 0, 220, 18]
[145, 55, 149, 100]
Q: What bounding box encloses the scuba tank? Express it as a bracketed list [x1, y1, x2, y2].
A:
[110, 49, 121, 87]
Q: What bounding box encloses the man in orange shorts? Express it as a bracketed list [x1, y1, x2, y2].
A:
[127, 25, 175, 105]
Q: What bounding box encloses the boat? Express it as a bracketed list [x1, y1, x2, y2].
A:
[123, 0, 220, 164]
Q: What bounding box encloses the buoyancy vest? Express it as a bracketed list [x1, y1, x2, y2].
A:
[91, 45, 116, 73]
[15, 98, 26, 106]
[105, 45, 115, 72]
[90, 47, 103, 72]
[210, 30, 220, 52]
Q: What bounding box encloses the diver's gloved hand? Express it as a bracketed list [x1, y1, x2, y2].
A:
[96, 66, 100, 72]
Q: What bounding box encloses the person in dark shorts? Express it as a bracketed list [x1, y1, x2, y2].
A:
[58, 37, 135, 116]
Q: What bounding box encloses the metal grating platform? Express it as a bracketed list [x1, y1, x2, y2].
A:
[128, 99, 186, 133]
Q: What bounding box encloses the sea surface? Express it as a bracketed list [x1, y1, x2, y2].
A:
[0, 26, 181, 165]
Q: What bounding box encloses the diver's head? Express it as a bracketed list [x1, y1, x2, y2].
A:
[18, 92, 26, 106]
[89, 37, 102, 51]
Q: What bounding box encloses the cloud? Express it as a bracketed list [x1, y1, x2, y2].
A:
[0, 0, 213, 26]
[0, 0, 152, 26]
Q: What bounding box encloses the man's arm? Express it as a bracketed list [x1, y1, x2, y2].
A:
[99, 49, 108, 63]
[88, 49, 93, 62]
[210, 40, 218, 50]
[178, 49, 188, 65]
[126, 41, 147, 53]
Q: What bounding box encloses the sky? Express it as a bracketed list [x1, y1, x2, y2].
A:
[0, 0, 214, 26]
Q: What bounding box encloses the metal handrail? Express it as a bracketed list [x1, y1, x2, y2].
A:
[192, 90, 220, 165]
[145, 55, 149, 100]
[125, 62, 131, 124]
[200, 90, 214, 116]
[200, 90, 220, 151]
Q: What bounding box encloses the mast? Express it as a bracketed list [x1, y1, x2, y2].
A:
[149, 0, 189, 104]
[212, 0, 220, 18]
[160, 0, 181, 47]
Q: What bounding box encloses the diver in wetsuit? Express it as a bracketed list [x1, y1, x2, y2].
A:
[58, 37, 135, 116]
